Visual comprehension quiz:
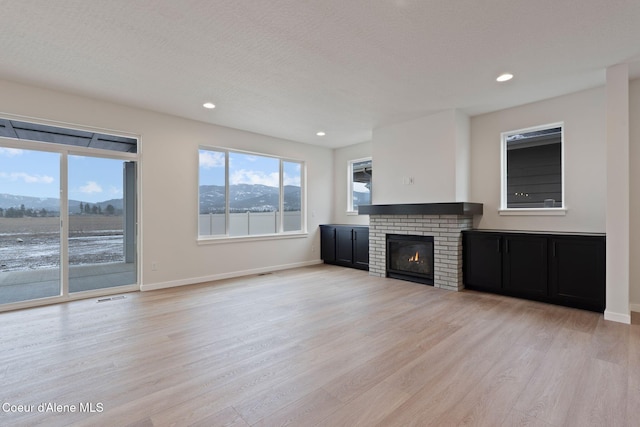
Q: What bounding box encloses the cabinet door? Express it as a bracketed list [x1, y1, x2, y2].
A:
[463, 232, 502, 291]
[503, 235, 548, 297]
[335, 227, 355, 265]
[353, 227, 369, 270]
[320, 226, 336, 262]
[549, 237, 605, 312]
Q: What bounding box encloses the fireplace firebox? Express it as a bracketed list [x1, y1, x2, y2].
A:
[386, 234, 434, 285]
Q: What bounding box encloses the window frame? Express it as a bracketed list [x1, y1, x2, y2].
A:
[500, 122, 566, 215]
[347, 157, 372, 214]
[198, 146, 306, 242]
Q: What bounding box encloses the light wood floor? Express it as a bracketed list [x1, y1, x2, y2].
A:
[1, 264, 638, 426]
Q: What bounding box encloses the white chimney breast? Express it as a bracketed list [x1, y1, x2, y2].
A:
[372, 109, 470, 204]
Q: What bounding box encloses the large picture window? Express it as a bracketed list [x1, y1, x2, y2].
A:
[198, 148, 304, 238]
[348, 158, 372, 212]
[501, 124, 563, 210]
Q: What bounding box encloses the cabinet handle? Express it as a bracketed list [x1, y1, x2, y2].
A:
[497, 238, 501, 253]
[353, 229, 356, 241]
[505, 240, 509, 253]
[552, 242, 556, 257]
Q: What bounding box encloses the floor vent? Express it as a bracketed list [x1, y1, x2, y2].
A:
[97, 295, 126, 303]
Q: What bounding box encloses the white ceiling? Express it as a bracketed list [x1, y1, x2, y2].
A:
[1, 0, 639, 148]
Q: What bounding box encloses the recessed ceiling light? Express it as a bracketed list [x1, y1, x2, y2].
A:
[203, 102, 216, 109]
[316, 131, 326, 136]
[496, 73, 514, 82]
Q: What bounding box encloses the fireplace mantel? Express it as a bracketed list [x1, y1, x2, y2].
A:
[358, 202, 483, 216]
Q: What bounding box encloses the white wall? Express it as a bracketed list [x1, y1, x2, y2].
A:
[629, 78, 640, 310]
[455, 110, 471, 202]
[372, 109, 469, 204]
[470, 87, 607, 232]
[332, 140, 371, 225]
[605, 64, 631, 322]
[0, 79, 333, 290]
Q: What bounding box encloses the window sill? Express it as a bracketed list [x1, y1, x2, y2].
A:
[499, 208, 567, 216]
[346, 211, 361, 216]
[198, 231, 308, 245]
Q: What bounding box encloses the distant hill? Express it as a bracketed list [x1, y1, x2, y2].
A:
[0, 193, 62, 212]
[0, 193, 123, 214]
[68, 198, 124, 214]
[199, 184, 302, 213]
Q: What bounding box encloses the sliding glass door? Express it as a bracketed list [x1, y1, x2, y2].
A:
[0, 148, 61, 304]
[0, 118, 138, 309]
[68, 155, 136, 293]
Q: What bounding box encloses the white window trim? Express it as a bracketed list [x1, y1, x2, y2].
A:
[347, 156, 372, 213]
[197, 231, 309, 245]
[198, 146, 306, 240]
[500, 122, 565, 213]
[498, 208, 567, 216]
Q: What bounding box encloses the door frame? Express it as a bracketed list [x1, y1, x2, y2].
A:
[0, 123, 141, 312]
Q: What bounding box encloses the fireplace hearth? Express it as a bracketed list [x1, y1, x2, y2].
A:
[387, 234, 434, 285]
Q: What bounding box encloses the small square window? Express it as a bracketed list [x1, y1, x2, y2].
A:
[502, 124, 563, 209]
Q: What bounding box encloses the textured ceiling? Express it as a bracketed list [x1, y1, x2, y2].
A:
[1, 0, 639, 148]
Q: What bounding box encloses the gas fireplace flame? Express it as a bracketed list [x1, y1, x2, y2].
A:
[409, 251, 420, 262]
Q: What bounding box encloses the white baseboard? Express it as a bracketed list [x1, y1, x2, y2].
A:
[629, 303, 640, 313]
[140, 260, 323, 292]
[604, 309, 631, 324]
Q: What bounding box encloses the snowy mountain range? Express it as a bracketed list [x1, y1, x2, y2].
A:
[0, 193, 123, 213]
[199, 184, 301, 213]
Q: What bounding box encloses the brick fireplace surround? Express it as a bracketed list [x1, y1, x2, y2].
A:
[359, 203, 483, 291]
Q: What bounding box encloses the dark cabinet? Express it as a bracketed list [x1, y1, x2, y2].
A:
[463, 232, 502, 291]
[320, 225, 369, 270]
[503, 235, 548, 297]
[353, 228, 370, 269]
[463, 230, 605, 312]
[336, 227, 355, 264]
[549, 236, 605, 312]
[320, 225, 337, 262]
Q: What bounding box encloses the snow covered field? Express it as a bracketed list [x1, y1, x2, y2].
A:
[0, 216, 124, 272]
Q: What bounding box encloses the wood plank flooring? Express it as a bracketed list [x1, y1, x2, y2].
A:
[1, 264, 638, 426]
